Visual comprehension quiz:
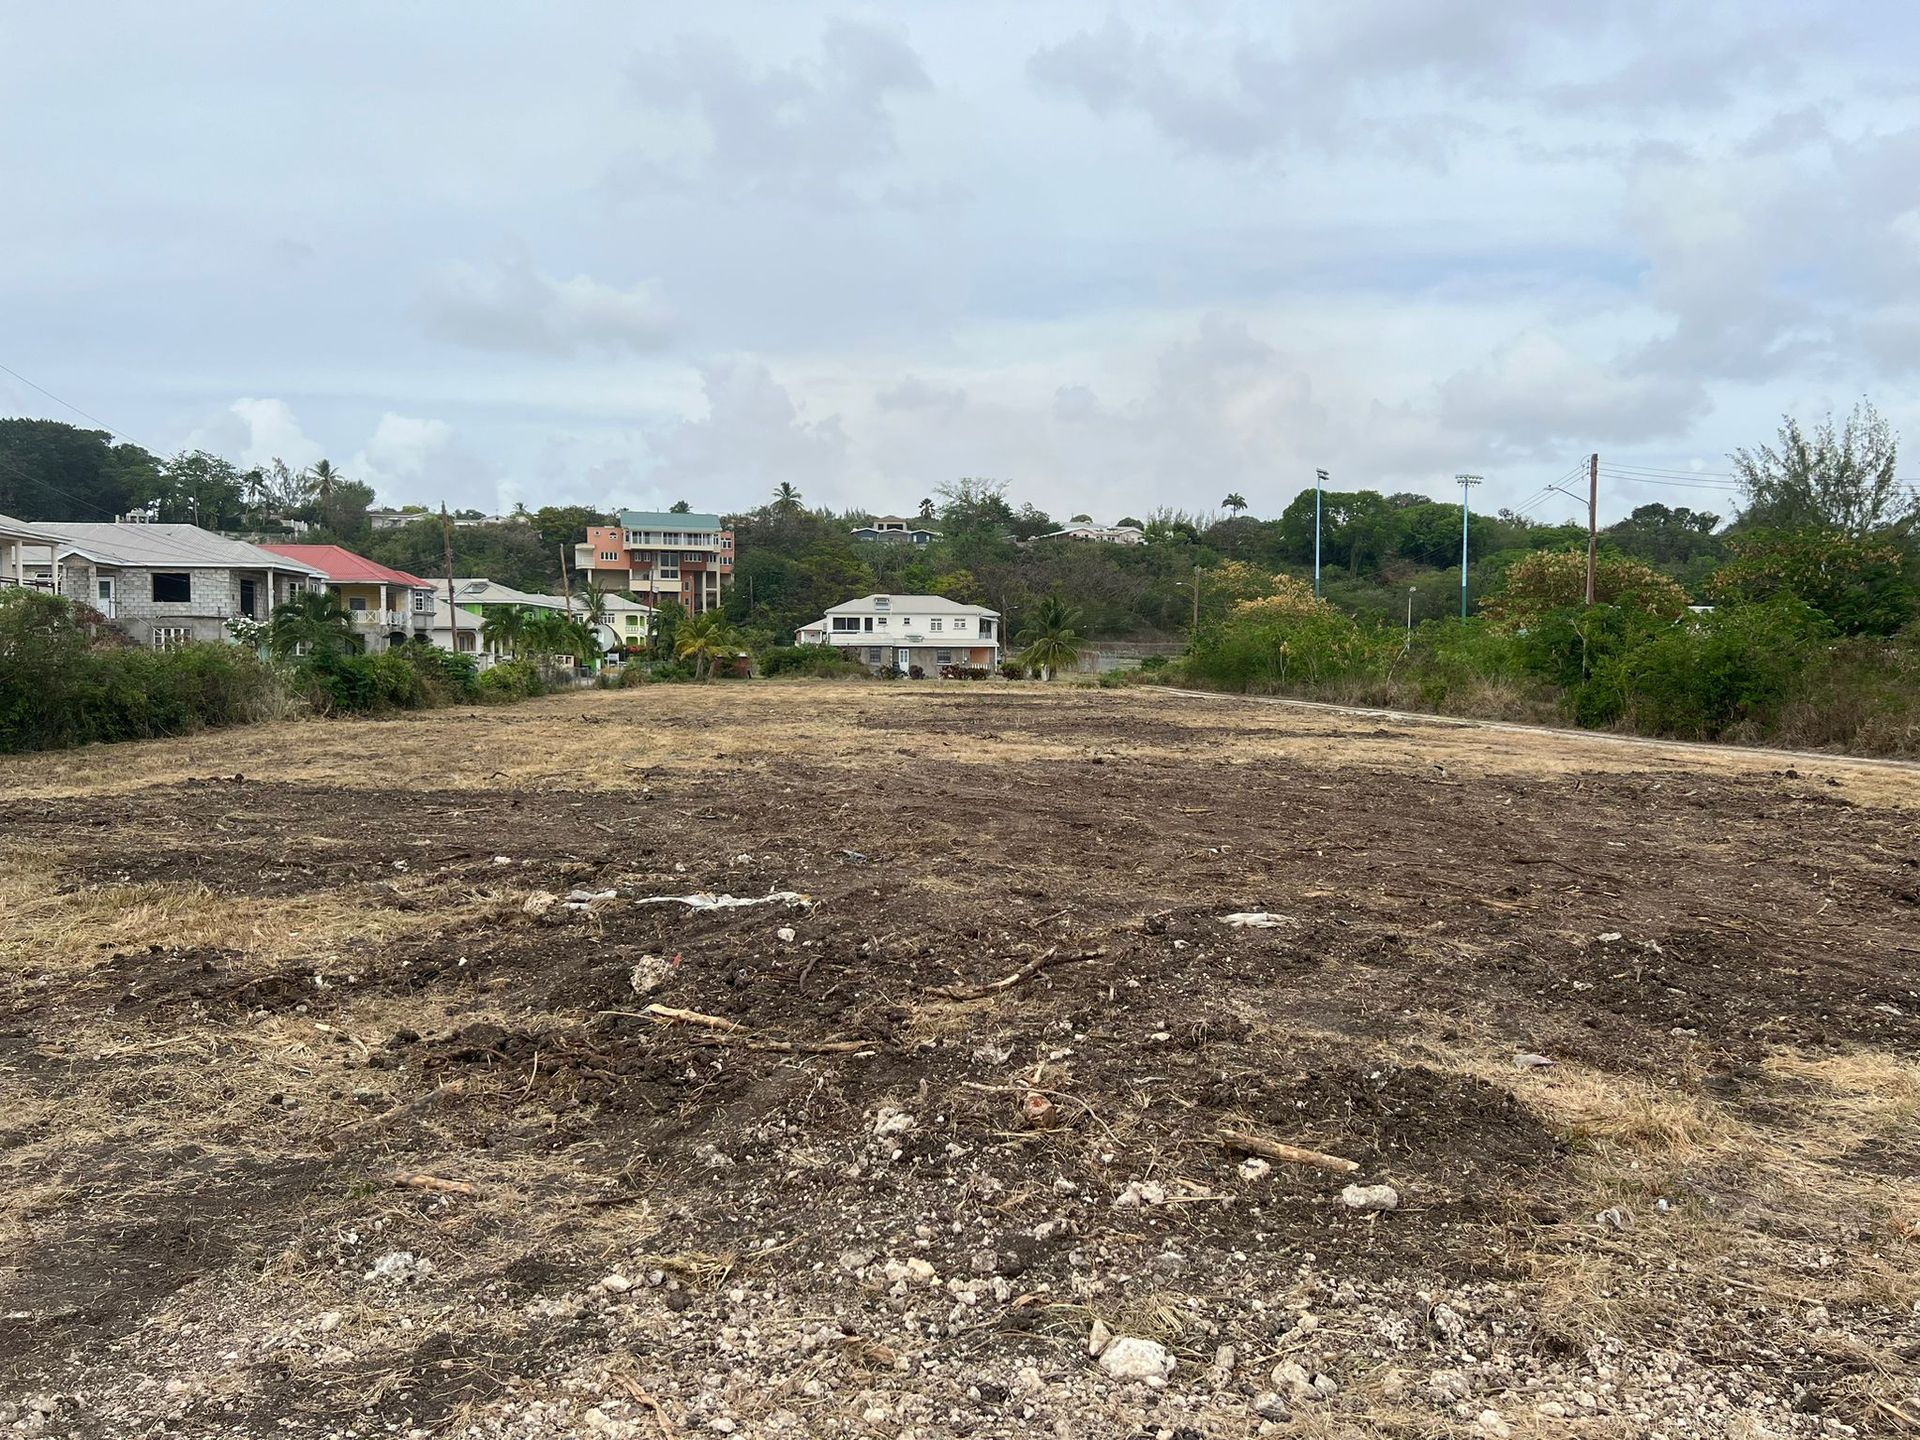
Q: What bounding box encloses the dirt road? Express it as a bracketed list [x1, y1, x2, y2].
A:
[2, 683, 1915, 1437]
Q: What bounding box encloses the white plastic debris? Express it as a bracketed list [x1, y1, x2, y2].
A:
[635, 891, 809, 910]
[1597, 931, 1623, 942]
[1513, 1052, 1556, 1069]
[1221, 912, 1286, 928]
[1113, 1179, 1169, 1209]
[776, 926, 797, 943]
[1238, 1157, 1272, 1182]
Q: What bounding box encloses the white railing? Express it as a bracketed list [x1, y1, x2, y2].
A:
[349, 609, 413, 629]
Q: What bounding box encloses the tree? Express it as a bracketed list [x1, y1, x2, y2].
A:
[1069, 513, 1094, 524]
[1016, 594, 1082, 680]
[306, 459, 343, 503]
[1731, 401, 1914, 537]
[675, 610, 738, 679]
[1605, 503, 1724, 566]
[268, 589, 355, 659]
[1222, 493, 1248, 515]
[158, 450, 250, 529]
[773, 481, 803, 511]
[479, 606, 530, 657]
[1483, 551, 1690, 627]
[1704, 530, 1916, 636]
[0, 419, 164, 522]
[1008, 503, 1055, 541]
[522, 609, 598, 666]
[670, 499, 692, 514]
[1116, 516, 1144, 530]
[917, 497, 935, 520]
[575, 580, 610, 629]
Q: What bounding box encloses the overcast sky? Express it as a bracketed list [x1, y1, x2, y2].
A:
[4, 1, 1917, 525]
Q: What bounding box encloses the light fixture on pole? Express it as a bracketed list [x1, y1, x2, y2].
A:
[1313, 469, 1328, 598]
[1454, 473, 1482, 619]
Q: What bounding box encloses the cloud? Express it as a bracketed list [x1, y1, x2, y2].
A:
[644, 358, 853, 505]
[875, 375, 967, 417]
[1440, 331, 1707, 449]
[625, 20, 930, 202]
[418, 253, 673, 356]
[350, 413, 506, 510]
[185, 397, 325, 470]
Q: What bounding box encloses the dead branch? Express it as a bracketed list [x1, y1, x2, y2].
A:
[929, 946, 1106, 1001]
[642, 1004, 745, 1033]
[339, 1080, 467, 1137]
[1218, 1128, 1360, 1174]
[394, 1172, 479, 1197]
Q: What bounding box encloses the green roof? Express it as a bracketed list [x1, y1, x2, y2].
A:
[617, 510, 725, 530]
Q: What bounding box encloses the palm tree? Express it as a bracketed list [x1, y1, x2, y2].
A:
[1016, 594, 1082, 681]
[306, 459, 342, 502]
[576, 580, 610, 629]
[674, 611, 737, 679]
[1222, 492, 1248, 515]
[773, 481, 803, 512]
[479, 606, 529, 658]
[917, 497, 935, 520]
[268, 589, 354, 659]
[523, 609, 598, 666]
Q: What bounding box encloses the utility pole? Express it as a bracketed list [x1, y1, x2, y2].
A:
[1313, 469, 1327, 598]
[558, 543, 573, 609]
[1190, 564, 1202, 632]
[1454, 474, 1482, 619]
[1585, 451, 1600, 607]
[440, 504, 459, 655]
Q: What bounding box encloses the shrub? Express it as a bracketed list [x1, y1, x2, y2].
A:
[476, 658, 546, 700]
[1622, 599, 1828, 739]
[1484, 550, 1689, 627]
[1704, 530, 1916, 636]
[759, 644, 867, 678]
[908, 664, 926, 679]
[999, 661, 1028, 679]
[401, 645, 480, 702]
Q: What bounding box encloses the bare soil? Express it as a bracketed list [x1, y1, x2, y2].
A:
[1, 683, 1916, 1438]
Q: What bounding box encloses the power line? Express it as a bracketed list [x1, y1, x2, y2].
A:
[0, 361, 127, 441]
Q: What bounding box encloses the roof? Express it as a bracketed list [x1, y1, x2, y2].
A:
[866, 515, 940, 529]
[258, 543, 431, 588]
[821, 593, 999, 616]
[22, 522, 330, 575]
[617, 509, 726, 531]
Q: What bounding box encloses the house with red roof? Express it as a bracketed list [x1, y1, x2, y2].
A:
[259, 543, 437, 653]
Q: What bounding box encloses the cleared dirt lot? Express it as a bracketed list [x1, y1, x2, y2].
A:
[2, 682, 1917, 1438]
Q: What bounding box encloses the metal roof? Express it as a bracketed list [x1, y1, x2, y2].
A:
[616, 510, 726, 531]
[258, 544, 431, 588]
[25, 522, 329, 575]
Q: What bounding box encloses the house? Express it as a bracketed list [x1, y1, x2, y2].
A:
[574, 510, 734, 614]
[795, 593, 1001, 674]
[851, 515, 941, 545]
[0, 515, 327, 648]
[365, 508, 529, 532]
[258, 544, 436, 653]
[1040, 522, 1147, 545]
[421, 578, 651, 666]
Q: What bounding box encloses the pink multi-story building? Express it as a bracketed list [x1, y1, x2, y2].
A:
[573, 509, 734, 614]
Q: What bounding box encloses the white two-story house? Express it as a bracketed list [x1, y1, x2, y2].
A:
[795, 593, 1001, 674]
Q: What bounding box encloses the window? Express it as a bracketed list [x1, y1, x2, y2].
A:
[866, 647, 884, 662]
[348, 595, 368, 612]
[875, 616, 887, 628]
[152, 625, 192, 649]
[600, 550, 619, 561]
[950, 617, 970, 633]
[151, 571, 191, 603]
[625, 614, 639, 628]
[412, 591, 431, 613]
[929, 618, 943, 632]
[936, 650, 953, 665]
[831, 616, 860, 632]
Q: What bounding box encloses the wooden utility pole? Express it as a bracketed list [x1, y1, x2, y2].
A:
[1191, 564, 1201, 632]
[558, 544, 573, 608]
[1585, 452, 1599, 607]
[441, 505, 459, 653]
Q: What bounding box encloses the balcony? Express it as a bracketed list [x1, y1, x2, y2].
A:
[349, 609, 414, 630]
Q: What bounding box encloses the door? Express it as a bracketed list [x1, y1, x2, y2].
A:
[96, 576, 115, 619]
[239, 578, 258, 618]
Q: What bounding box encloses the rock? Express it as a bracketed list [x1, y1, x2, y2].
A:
[1339, 1183, 1400, 1211]
[362, 1250, 433, 1284]
[1113, 1179, 1168, 1209]
[873, 1108, 916, 1139]
[521, 890, 558, 916]
[1098, 1336, 1176, 1383]
[1088, 1317, 1113, 1356]
[1148, 1251, 1188, 1278]
[316, 1310, 342, 1333]
[1016, 1366, 1045, 1395]
[1595, 1206, 1629, 1231]
[599, 1273, 633, 1294]
[1429, 1304, 1466, 1340]
[1476, 1408, 1513, 1438]
[629, 955, 676, 994]
[838, 1249, 874, 1274]
[883, 1257, 937, 1285]
[1213, 1343, 1237, 1374]
[776, 926, 797, 943]
[1238, 1157, 1272, 1182]
[1513, 1052, 1556, 1069]
[1428, 1369, 1471, 1401]
[1253, 1392, 1292, 1422]
[1274, 1360, 1337, 1400]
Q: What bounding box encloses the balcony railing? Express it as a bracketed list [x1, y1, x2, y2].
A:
[349, 609, 414, 629]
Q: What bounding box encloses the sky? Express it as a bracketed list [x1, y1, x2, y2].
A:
[3, 1, 1918, 527]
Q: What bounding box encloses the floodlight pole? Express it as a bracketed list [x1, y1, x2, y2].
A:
[1313, 469, 1328, 598]
[1455, 474, 1483, 619]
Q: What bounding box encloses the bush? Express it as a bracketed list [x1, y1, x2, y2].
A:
[0, 590, 279, 752]
[1622, 600, 1828, 739]
[758, 644, 867, 678]
[1705, 530, 1916, 636]
[908, 664, 925, 679]
[1485, 550, 1689, 627]
[476, 658, 546, 700]
[400, 644, 480, 702]
[999, 661, 1028, 679]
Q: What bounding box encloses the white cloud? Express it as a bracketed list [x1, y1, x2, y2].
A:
[644, 358, 854, 506]
[185, 397, 325, 470]
[419, 253, 673, 356]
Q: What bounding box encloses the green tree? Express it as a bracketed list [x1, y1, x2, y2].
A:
[1704, 530, 1916, 636]
[1222, 492, 1248, 515]
[670, 499, 692, 514]
[158, 450, 250, 529]
[1483, 550, 1690, 627]
[268, 589, 355, 659]
[1731, 401, 1914, 536]
[575, 580, 611, 629]
[649, 597, 686, 660]
[479, 606, 530, 657]
[0, 419, 163, 521]
[1017, 594, 1082, 680]
[773, 482, 803, 512]
[675, 610, 738, 679]
[1604, 503, 1724, 566]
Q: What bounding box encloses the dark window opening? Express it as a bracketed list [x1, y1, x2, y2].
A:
[239, 578, 258, 616]
[151, 572, 191, 603]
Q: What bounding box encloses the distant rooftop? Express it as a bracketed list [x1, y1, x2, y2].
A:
[617, 510, 726, 530]
[25, 521, 330, 574]
[259, 543, 431, 588]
